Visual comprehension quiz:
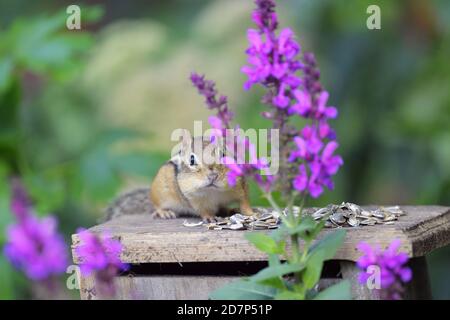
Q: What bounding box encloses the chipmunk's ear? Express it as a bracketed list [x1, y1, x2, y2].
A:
[180, 129, 192, 156]
[172, 128, 192, 157]
[181, 130, 192, 156]
[171, 128, 192, 162]
[170, 152, 182, 168]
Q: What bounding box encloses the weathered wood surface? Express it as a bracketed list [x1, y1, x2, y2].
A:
[79, 274, 238, 300]
[78, 259, 433, 300]
[72, 206, 450, 264]
[339, 260, 378, 300]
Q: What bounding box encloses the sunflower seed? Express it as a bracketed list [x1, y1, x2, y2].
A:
[348, 217, 360, 227]
[384, 216, 397, 222]
[216, 220, 229, 225]
[312, 207, 330, 220]
[230, 214, 247, 224]
[340, 209, 351, 218]
[361, 210, 373, 217]
[229, 223, 245, 230]
[182, 220, 204, 227]
[331, 212, 346, 224]
[372, 210, 386, 219]
[258, 213, 274, 221]
[347, 202, 362, 215]
[383, 206, 405, 216]
[360, 219, 377, 226]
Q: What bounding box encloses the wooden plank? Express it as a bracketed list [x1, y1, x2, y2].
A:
[81, 275, 238, 300]
[71, 206, 450, 264]
[339, 260, 380, 300]
[77, 271, 97, 300]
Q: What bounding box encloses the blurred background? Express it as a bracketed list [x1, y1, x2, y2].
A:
[0, 0, 449, 299]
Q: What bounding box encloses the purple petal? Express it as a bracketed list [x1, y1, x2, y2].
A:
[399, 267, 412, 283]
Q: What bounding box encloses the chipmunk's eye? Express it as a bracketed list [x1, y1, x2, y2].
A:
[189, 154, 197, 166]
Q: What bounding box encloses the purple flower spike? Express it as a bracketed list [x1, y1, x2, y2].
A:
[252, 0, 278, 32]
[190, 73, 234, 132]
[4, 180, 68, 281]
[75, 229, 129, 297]
[241, 1, 343, 198]
[221, 136, 275, 191]
[242, 11, 302, 92]
[4, 216, 68, 281]
[191, 0, 343, 200]
[356, 240, 412, 300]
[75, 229, 128, 276]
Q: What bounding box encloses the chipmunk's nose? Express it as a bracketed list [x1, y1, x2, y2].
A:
[208, 172, 218, 182]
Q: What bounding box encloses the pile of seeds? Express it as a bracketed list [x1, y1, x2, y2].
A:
[305, 203, 406, 228]
[181, 203, 405, 231]
[183, 207, 280, 231]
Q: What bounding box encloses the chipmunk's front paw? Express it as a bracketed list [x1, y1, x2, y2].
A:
[152, 209, 176, 219]
[201, 215, 218, 223]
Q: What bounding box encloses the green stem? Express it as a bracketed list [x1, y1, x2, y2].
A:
[286, 192, 296, 225]
[291, 234, 300, 262]
[300, 241, 310, 264]
[296, 192, 306, 224]
[263, 192, 290, 227]
[264, 192, 282, 213]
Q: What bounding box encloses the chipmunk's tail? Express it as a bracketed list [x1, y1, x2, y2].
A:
[102, 187, 154, 222]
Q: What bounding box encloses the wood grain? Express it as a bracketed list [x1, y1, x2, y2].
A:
[71, 206, 450, 264]
[340, 260, 380, 300]
[79, 273, 237, 300]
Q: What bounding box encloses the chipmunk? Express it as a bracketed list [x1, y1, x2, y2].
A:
[104, 135, 253, 222]
[150, 135, 253, 221]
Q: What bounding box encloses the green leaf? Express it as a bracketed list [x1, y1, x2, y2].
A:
[313, 280, 352, 300]
[77, 129, 145, 200]
[0, 79, 21, 149]
[5, 8, 100, 77]
[112, 152, 166, 178]
[289, 216, 326, 242]
[96, 128, 143, 146]
[245, 232, 284, 254]
[270, 224, 288, 242]
[0, 58, 14, 94]
[0, 256, 15, 299]
[250, 262, 304, 283]
[259, 277, 286, 290]
[268, 253, 280, 267]
[309, 229, 347, 260]
[209, 279, 276, 300]
[302, 250, 326, 290]
[79, 147, 121, 201]
[288, 216, 316, 236]
[265, 254, 286, 289]
[0, 162, 13, 244]
[275, 290, 305, 300]
[81, 5, 105, 22]
[22, 169, 66, 215]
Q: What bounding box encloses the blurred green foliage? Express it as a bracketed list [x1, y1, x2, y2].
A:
[0, 5, 165, 299]
[0, 0, 448, 299]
